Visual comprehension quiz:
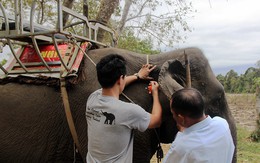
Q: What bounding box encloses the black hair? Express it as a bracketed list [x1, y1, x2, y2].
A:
[96, 54, 126, 88]
[170, 88, 205, 119]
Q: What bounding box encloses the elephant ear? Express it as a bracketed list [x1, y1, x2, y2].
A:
[158, 59, 186, 99]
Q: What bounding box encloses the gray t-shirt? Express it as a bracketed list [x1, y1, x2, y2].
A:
[86, 89, 150, 163]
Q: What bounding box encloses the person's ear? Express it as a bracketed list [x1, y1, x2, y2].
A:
[117, 75, 124, 85]
[116, 76, 122, 85]
[178, 114, 185, 126]
[178, 114, 184, 119]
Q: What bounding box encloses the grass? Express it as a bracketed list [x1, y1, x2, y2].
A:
[237, 126, 260, 163]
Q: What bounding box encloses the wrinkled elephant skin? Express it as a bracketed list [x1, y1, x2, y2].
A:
[0, 47, 236, 162]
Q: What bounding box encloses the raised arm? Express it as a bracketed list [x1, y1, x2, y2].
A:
[147, 81, 162, 128]
[125, 64, 156, 86]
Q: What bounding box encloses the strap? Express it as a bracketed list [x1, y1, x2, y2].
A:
[154, 129, 163, 162]
[60, 78, 85, 162]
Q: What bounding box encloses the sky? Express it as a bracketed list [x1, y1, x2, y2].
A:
[174, 0, 260, 75]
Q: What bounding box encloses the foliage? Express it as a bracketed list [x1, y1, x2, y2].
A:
[237, 126, 260, 162]
[117, 30, 160, 54]
[217, 66, 260, 93]
[250, 113, 260, 142]
[0, 59, 7, 66]
[113, 0, 195, 48]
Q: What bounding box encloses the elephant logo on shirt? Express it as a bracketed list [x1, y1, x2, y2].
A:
[101, 111, 115, 125]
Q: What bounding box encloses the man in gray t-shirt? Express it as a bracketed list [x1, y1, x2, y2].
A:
[86, 54, 162, 163]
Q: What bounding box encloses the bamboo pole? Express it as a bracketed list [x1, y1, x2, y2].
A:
[184, 50, 191, 88]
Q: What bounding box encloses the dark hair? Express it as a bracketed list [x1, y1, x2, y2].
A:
[170, 88, 205, 119]
[96, 54, 126, 88]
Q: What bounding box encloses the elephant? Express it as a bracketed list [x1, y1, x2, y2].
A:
[101, 111, 115, 125]
[0, 47, 236, 162]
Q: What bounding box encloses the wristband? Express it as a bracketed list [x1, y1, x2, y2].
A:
[134, 73, 140, 80]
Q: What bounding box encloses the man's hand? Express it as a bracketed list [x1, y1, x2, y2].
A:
[148, 80, 162, 129]
[137, 64, 156, 80]
[149, 81, 159, 96]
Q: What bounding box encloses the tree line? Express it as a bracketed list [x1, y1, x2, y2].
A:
[216, 64, 260, 94]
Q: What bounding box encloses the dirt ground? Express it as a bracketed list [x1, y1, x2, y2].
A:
[151, 93, 259, 162]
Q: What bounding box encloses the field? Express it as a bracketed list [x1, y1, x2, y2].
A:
[151, 94, 260, 163]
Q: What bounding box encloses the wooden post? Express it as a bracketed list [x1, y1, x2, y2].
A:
[184, 50, 191, 88]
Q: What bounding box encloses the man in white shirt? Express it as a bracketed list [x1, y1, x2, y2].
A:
[164, 88, 235, 163]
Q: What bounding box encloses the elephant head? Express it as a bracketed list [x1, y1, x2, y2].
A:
[157, 49, 237, 162]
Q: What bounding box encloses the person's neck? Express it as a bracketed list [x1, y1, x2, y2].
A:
[102, 87, 120, 99]
[185, 114, 207, 128]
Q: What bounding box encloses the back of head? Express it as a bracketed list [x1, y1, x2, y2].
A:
[170, 88, 205, 119]
[96, 54, 126, 88]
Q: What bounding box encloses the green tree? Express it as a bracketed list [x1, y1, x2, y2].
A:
[244, 67, 257, 93]
[251, 60, 260, 142]
[254, 77, 260, 96]
[117, 30, 160, 54]
[217, 64, 260, 94]
[216, 74, 225, 86]
[113, 0, 194, 47]
[0, 59, 7, 66]
[224, 69, 238, 93]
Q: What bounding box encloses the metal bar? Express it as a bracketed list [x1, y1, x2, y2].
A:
[19, 0, 23, 34]
[88, 25, 91, 39]
[9, 68, 61, 74]
[62, 6, 90, 25]
[1, 29, 108, 47]
[52, 35, 69, 71]
[14, 61, 61, 67]
[30, 1, 51, 71]
[57, 0, 63, 32]
[7, 38, 28, 72]
[31, 37, 51, 71]
[83, 0, 89, 37]
[30, 1, 36, 33]
[6, 46, 25, 72]
[0, 63, 8, 74]
[14, 0, 19, 32]
[90, 22, 114, 34]
[0, 3, 10, 34]
[66, 42, 80, 69]
[94, 29, 97, 42]
[1, 30, 59, 38]
[60, 31, 108, 46]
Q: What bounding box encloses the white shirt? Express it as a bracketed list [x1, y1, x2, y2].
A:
[163, 116, 235, 163]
